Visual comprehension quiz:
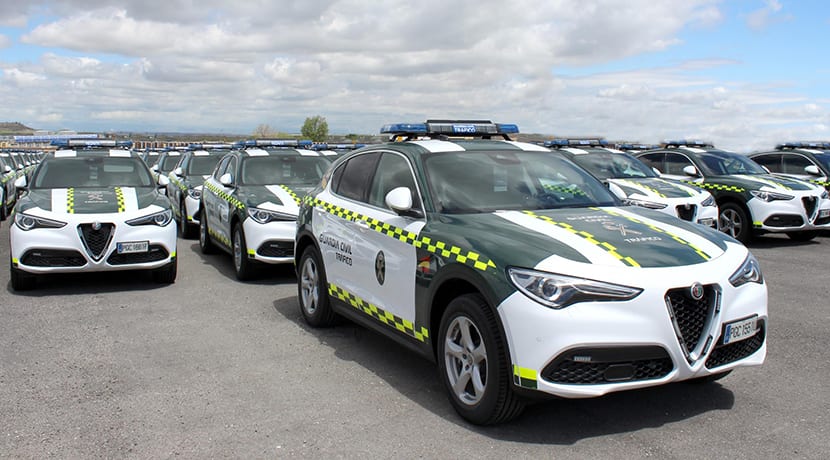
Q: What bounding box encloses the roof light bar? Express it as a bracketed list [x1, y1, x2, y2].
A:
[52, 139, 133, 148]
[617, 143, 659, 151]
[662, 140, 713, 148]
[775, 141, 830, 150]
[188, 143, 234, 150]
[311, 143, 366, 151]
[380, 119, 519, 140]
[544, 139, 608, 148]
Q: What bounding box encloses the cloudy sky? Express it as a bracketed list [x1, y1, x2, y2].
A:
[0, 0, 827, 150]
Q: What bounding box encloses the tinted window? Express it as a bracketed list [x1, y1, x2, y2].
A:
[188, 155, 225, 175]
[368, 153, 421, 210]
[751, 154, 781, 172]
[570, 152, 656, 179]
[240, 156, 330, 185]
[664, 153, 693, 176]
[334, 153, 380, 202]
[781, 154, 813, 174]
[213, 155, 232, 180]
[636, 153, 663, 173]
[32, 157, 154, 188]
[159, 155, 181, 172]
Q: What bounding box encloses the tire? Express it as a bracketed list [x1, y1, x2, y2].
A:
[10, 261, 36, 291]
[152, 257, 177, 284]
[179, 198, 197, 239]
[297, 245, 338, 327]
[686, 370, 732, 384]
[787, 230, 817, 242]
[232, 222, 256, 281]
[718, 203, 751, 243]
[199, 207, 218, 254]
[437, 294, 525, 425]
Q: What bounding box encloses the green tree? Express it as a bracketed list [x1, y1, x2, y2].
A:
[301, 116, 329, 142]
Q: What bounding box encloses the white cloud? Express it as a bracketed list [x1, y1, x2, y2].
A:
[746, 0, 785, 31]
[0, 34, 10, 49]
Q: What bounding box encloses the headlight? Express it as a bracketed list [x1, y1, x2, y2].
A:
[729, 253, 763, 287]
[821, 190, 829, 200]
[750, 190, 793, 202]
[14, 212, 66, 231]
[701, 195, 716, 207]
[247, 207, 295, 224]
[126, 209, 173, 227]
[508, 267, 642, 309]
[625, 198, 667, 210]
[187, 186, 202, 199]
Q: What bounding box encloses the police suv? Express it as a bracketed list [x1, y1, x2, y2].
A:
[9, 140, 177, 290]
[295, 120, 767, 425]
[198, 139, 332, 280]
[546, 139, 718, 228]
[167, 144, 234, 238]
[634, 141, 830, 242]
[748, 142, 830, 192]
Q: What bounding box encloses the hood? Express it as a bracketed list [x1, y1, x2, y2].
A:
[238, 184, 317, 212]
[609, 177, 700, 199]
[20, 187, 165, 214]
[424, 206, 731, 271]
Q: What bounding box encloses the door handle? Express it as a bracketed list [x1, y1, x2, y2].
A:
[355, 220, 370, 231]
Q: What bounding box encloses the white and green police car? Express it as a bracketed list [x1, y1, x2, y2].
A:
[635, 141, 830, 242]
[198, 139, 332, 280]
[9, 140, 177, 290]
[295, 120, 767, 425]
[546, 139, 718, 228]
[167, 144, 234, 238]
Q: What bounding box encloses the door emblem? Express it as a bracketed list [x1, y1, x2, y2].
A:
[375, 251, 386, 285]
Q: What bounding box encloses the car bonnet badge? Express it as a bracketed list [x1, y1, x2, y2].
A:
[92, 221, 102, 231]
[690, 282, 704, 300]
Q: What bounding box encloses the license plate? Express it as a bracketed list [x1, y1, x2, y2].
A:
[722, 316, 758, 345]
[117, 241, 149, 254]
[820, 209, 830, 218]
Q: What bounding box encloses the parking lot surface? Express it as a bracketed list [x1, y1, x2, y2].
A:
[1, 226, 828, 458]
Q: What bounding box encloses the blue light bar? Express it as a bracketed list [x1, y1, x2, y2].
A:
[663, 139, 713, 148]
[543, 139, 608, 148]
[52, 139, 133, 148]
[776, 141, 830, 150]
[188, 143, 234, 150]
[617, 143, 659, 150]
[380, 119, 519, 139]
[243, 139, 301, 147]
[311, 143, 366, 151]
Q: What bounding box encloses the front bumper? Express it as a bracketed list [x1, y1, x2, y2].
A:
[184, 195, 201, 225]
[748, 194, 830, 232]
[242, 218, 295, 264]
[499, 249, 767, 398]
[11, 213, 177, 274]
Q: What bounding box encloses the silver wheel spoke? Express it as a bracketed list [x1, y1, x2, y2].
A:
[470, 342, 486, 364]
[452, 368, 472, 397]
[470, 365, 486, 396]
[445, 338, 465, 360]
[443, 314, 487, 406]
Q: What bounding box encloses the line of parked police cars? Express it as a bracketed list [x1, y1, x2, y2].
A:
[4, 121, 830, 425]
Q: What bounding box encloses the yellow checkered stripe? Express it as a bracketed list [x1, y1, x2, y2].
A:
[307, 197, 496, 272]
[329, 284, 429, 342]
[618, 179, 666, 198]
[810, 179, 830, 187]
[115, 187, 126, 213]
[523, 210, 640, 267]
[204, 181, 245, 210]
[683, 181, 745, 193]
[170, 177, 187, 192]
[279, 185, 302, 205]
[208, 227, 231, 247]
[542, 183, 587, 197]
[67, 188, 75, 214]
[595, 207, 711, 261]
[513, 365, 538, 389]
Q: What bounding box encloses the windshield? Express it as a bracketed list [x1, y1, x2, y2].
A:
[188, 155, 224, 175]
[813, 153, 830, 172]
[424, 150, 618, 213]
[31, 157, 154, 188]
[159, 155, 181, 172]
[697, 151, 768, 176]
[240, 156, 330, 186]
[569, 152, 656, 180]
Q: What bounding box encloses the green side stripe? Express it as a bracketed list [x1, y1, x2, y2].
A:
[307, 197, 496, 273]
[329, 283, 429, 342]
[522, 210, 641, 267]
[595, 208, 711, 261]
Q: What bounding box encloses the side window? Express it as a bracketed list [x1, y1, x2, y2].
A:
[637, 153, 663, 173]
[664, 153, 692, 175]
[368, 153, 421, 211]
[225, 157, 239, 183]
[781, 154, 813, 174]
[213, 155, 232, 180]
[752, 154, 781, 172]
[334, 152, 381, 202]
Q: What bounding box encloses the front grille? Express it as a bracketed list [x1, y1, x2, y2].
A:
[541, 346, 674, 384]
[666, 285, 718, 359]
[706, 320, 766, 369]
[763, 214, 803, 227]
[107, 245, 169, 265]
[815, 216, 830, 226]
[78, 223, 115, 261]
[20, 249, 86, 267]
[675, 204, 697, 221]
[802, 196, 817, 219]
[257, 240, 294, 258]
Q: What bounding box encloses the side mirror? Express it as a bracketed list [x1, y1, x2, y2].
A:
[651, 167, 663, 176]
[682, 165, 700, 177]
[14, 175, 28, 190]
[385, 186, 423, 218]
[805, 164, 821, 176]
[219, 173, 234, 187]
[151, 164, 159, 172]
[157, 175, 170, 187]
[173, 167, 184, 177]
[3, 165, 11, 173]
[761, 165, 771, 174]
